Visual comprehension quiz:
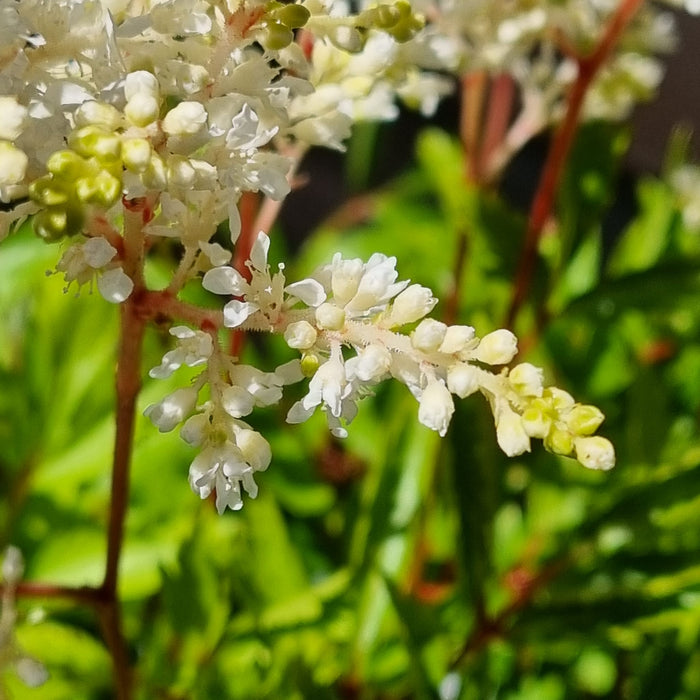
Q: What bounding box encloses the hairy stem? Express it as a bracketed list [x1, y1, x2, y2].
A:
[505, 0, 644, 328]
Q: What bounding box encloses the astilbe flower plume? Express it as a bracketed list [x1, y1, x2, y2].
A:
[0, 0, 616, 514]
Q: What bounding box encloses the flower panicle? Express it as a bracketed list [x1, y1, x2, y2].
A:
[146, 232, 615, 513]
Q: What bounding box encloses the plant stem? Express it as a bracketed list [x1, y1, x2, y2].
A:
[505, 0, 644, 329]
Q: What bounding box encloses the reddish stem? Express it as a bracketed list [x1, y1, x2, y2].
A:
[477, 74, 516, 184]
[505, 0, 644, 328]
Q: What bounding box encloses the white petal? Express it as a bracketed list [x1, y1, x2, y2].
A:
[285, 278, 327, 306]
[286, 400, 315, 424]
[83, 237, 117, 268]
[249, 231, 270, 270]
[223, 300, 258, 327]
[97, 268, 133, 303]
[203, 266, 247, 295]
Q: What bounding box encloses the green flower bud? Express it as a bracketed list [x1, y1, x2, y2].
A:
[29, 176, 71, 207]
[262, 21, 293, 50]
[566, 404, 605, 436]
[75, 170, 121, 207]
[545, 428, 574, 456]
[68, 126, 121, 162]
[274, 3, 310, 29]
[46, 150, 90, 181]
[33, 205, 83, 240]
[301, 352, 320, 377]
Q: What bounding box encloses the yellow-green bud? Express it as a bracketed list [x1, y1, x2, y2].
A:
[301, 352, 320, 377]
[68, 126, 121, 162]
[262, 21, 293, 50]
[566, 405, 605, 436]
[29, 176, 70, 207]
[545, 428, 574, 456]
[33, 205, 82, 240]
[46, 150, 90, 181]
[75, 170, 121, 207]
[274, 3, 310, 29]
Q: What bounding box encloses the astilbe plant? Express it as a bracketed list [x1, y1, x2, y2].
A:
[0, 0, 690, 695]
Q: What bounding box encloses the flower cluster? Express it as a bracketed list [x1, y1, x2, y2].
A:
[145, 232, 615, 512]
[0, 0, 623, 514]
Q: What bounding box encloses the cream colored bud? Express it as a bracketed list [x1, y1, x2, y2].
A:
[509, 363, 544, 397]
[235, 428, 272, 471]
[439, 325, 475, 354]
[315, 302, 345, 330]
[122, 138, 152, 172]
[0, 141, 28, 185]
[411, 318, 446, 352]
[388, 284, 437, 326]
[496, 407, 530, 456]
[125, 70, 159, 100]
[446, 362, 480, 398]
[574, 436, 615, 470]
[418, 379, 454, 437]
[284, 320, 318, 350]
[125, 93, 160, 127]
[162, 101, 207, 135]
[474, 329, 518, 365]
[0, 97, 27, 141]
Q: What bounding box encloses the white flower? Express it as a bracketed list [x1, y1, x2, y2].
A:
[418, 378, 454, 437]
[144, 386, 199, 432]
[149, 326, 213, 379]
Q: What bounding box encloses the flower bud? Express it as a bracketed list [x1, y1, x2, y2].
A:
[301, 352, 320, 377]
[574, 436, 615, 470]
[69, 126, 121, 162]
[316, 302, 345, 330]
[47, 150, 89, 181]
[125, 70, 160, 100]
[76, 170, 122, 207]
[122, 138, 152, 172]
[521, 406, 551, 439]
[34, 206, 82, 240]
[0, 141, 28, 186]
[496, 407, 530, 456]
[509, 363, 544, 397]
[75, 101, 122, 131]
[411, 318, 446, 352]
[29, 176, 70, 206]
[353, 343, 391, 381]
[439, 325, 475, 354]
[446, 362, 480, 398]
[262, 22, 294, 50]
[474, 329, 517, 365]
[545, 428, 574, 456]
[418, 378, 454, 437]
[124, 93, 160, 127]
[284, 320, 318, 350]
[566, 404, 605, 436]
[388, 284, 437, 326]
[162, 101, 207, 135]
[0, 97, 27, 141]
